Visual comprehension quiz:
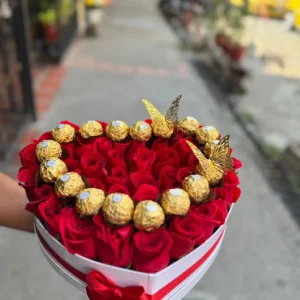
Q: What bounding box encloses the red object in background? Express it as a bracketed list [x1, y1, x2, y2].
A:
[228, 45, 245, 62]
[42, 24, 59, 43]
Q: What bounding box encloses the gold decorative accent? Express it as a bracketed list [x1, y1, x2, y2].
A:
[52, 124, 75, 143]
[161, 188, 190, 216]
[182, 174, 210, 203]
[79, 121, 103, 139]
[55, 172, 85, 198]
[40, 158, 67, 183]
[105, 120, 129, 141]
[129, 121, 152, 141]
[36, 140, 62, 162]
[178, 116, 199, 135]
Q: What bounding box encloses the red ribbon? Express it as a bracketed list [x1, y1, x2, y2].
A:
[86, 270, 148, 300]
[36, 227, 224, 300]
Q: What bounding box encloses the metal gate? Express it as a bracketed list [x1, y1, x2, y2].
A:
[0, 0, 35, 161]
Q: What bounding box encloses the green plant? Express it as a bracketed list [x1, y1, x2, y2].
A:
[38, 9, 57, 25]
[263, 145, 282, 160]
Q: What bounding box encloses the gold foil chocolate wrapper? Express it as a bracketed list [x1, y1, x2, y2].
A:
[130, 121, 152, 141]
[79, 121, 103, 139]
[40, 158, 67, 183]
[133, 200, 165, 232]
[52, 124, 75, 143]
[182, 174, 210, 203]
[106, 120, 129, 141]
[196, 126, 219, 144]
[36, 140, 62, 162]
[203, 140, 220, 158]
[152, 122, 173, 138]
[178, 116, 199, 135]
[102, 193, 134, 225]
[196, 163, 223, 186]
[76, 188, 105, 217]
[55, 172, 85, 198]
[161, 188, 190, 216]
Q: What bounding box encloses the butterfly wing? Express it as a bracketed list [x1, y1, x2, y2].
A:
[186, 140, 210, 171]
[142, 99, 164, 127]
[165, 95, 182, 129]
[210, 135, 233, 173]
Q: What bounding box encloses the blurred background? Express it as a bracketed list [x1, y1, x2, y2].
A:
[0, 0, 300, 299]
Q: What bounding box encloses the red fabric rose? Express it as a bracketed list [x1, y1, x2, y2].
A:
[233, 186, 241, 204]
[93, 137, 113, 157]
[130, 171, 157, 189]
[113, 142, 130, 159]
[152, 148, 179, 178]
[25, 185, 55, 215]
[64, 159, 81, 172]
[93, 215, 134, 267]
[134, 148, 155, 172]
[151, 137, 169, 151]
[19, 144, 38, 167]
[159, 166, 178, 192]
[169, 212, 204, 259]
[81, 152, 106, 178]
[86, 270, 147, 300]
[212, 187, 229, 220]
[87, 178, 105, 190]
[176, 167, 192, 182]
[132, 227, 173, 273]
[59, 208, 96, 258]
[38, 195, 62, 238]
[223, 170, 240, 205]
[172, 138, 193, 167]
[133, 184, 160, 202]
[232, 157, 243, 169]
[106, 150, 127, 172]
[18, 165, 39, 184]
[125, 140, 145, 162]
[108, 184, 130, 195]
[61, 143, 76, 159]
[104, 167, 130, 191]
[75, 144, 93, 159]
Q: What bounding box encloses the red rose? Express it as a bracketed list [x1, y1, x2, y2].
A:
[172, 138, 193, 167]
[59, 208, 96, 258]
[132, 227, 173, 273]
[169, 212, 204, 259]
[133, 184, 160, 202]
[133, 148, 155, 172]
[75, 144, 93, 159]
[64, 159, 81, 172]
[125, 140, 145, 162]
[38, 195, 62, 238]
[61, 143, 76, 159]
[104, 167, 130, 191]
[81, 152, 106, 178]
[176, 167, 192, 182]
[151, 137, 169, 151]
[232, 157, 243, 169]
[25, 185, 55, 215]
[87, 178, 105, 190]
[92, 137, 113, 157]
[19, 144, 38, 167]
[93, 215, 134, 267]
[212, 187, 229, 219]
[223, 170, 240, 205]
[188, 152, 198, 169]
[108, 184, 130, 195]
[233, 186, 241, 204]
[130, 171, 157, 189]
[152, 148, 179, 178]
[96, 120, 108, 132]
[106, 150, 127, 172]
[159, 166, 177, 192]
[18, 165, 39, 184]
[113, 142, 130, 159]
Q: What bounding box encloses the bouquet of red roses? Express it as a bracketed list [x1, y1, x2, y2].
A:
[18, 96, 242, 300]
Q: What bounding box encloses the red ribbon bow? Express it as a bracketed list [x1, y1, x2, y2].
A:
[86, 270, 149, 300]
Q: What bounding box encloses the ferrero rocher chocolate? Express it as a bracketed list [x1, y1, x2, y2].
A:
[102, 193, 134, 225]
[55, 172, 85, 198]
[36, 140, 62, 162]
[203, 140, 220, 158]
[196, 163, 223, 186]
[133, 200, 165, 232]
[76, 188, 105, 217]
[106, 120, 129, 141]
[161, 188, 190, 216]
[130, 121, 152, 141]
[40, 158, 67, 183]
[152, 122, 173, 138]
[196, 126, 219, 144]
[182, 174, 210, 203]
[178, 116, 199, 135]
[52, 124, 75, 143]
[79, 120, 103, 139]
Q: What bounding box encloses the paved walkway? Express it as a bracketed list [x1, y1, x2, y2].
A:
[1, 1, 300, 300]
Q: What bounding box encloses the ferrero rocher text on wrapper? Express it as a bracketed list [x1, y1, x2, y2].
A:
[19, 96, 242, 300]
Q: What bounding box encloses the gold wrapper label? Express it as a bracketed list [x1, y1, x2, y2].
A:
[55, 172, 85, 198]
[196, 126, 219, 144]
[106, 120, 129, 141]
[178, 116, 199, 135]
[36, 140, 62, 162]
[40, 157, 67, 183]
[52, 124, 75, 143]
[102, 193, 134, 225]
[76, 188, 105, 217]
[133, 200, 165, 232]
[161, 188, 190, 216]
[182, 174, 210, 203]
[79, 120, 103, 139]
[130, 121, 152, 141]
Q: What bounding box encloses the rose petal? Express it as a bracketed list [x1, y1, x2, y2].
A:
[133, 184, 160, 202]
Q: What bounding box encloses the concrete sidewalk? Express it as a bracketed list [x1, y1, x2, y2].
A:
[1, 1, 300, 300]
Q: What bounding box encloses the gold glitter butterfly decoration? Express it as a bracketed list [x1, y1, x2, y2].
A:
[186, 135, 233, 175]
[142, 95, 182, 130]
